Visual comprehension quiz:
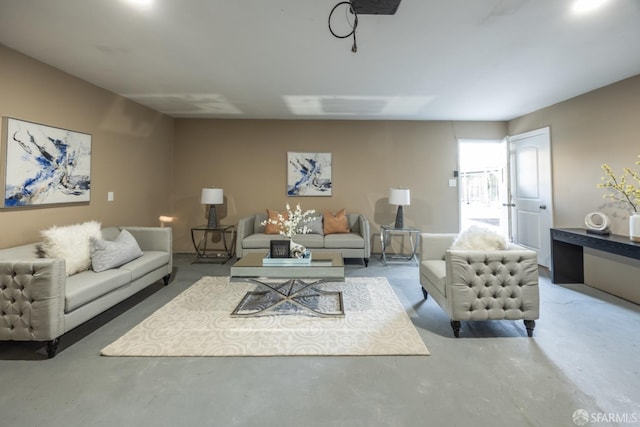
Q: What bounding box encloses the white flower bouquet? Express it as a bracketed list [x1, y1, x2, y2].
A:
[262, 204, 316, 238]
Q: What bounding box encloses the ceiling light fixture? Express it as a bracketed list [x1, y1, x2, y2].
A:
[572, 0, 608, 14]
[351, 0, 402, 15]
[328, 0, 402, 53]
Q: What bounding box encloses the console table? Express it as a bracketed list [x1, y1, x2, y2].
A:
[550, 228, 640, 283]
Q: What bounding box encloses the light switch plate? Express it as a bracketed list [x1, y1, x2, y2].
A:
[448, 179, 457, 187]
[107, 191, 114, 201]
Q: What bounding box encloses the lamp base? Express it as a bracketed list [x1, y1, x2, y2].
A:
[394, 205, 404, 229]
[207, 205, 219, 228]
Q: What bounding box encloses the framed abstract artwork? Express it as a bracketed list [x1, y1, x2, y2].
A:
[287, 152, 332, 196]
[1, 117, 92, 208]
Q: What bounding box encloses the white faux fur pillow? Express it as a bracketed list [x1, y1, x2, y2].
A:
[38, 220, 102, 276]
[450, 225, 507, 251]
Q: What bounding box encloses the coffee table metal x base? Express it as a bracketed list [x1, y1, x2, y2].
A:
[230, 278, 344, 318]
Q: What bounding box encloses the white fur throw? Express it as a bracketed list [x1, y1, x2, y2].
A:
[450, 225, 507, 251]
[39, 221, 102, 276]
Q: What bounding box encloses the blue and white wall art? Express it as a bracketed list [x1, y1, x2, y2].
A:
[3, 118, 92, 207]
[287, 152, 332, 196]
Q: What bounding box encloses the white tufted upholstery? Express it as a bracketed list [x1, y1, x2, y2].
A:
[419, 233, 539, 337]
[0, 226, 172, 357]
[0, 259, 65, 341]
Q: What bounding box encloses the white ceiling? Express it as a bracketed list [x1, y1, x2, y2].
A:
[1, 0, 639, 121]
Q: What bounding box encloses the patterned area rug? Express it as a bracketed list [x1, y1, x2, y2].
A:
[101, 276, 429, 357]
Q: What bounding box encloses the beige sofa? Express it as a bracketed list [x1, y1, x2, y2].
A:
[0, 226, 172, 357]
[236, 212, 371, 266]
[419, 233, 539, 337]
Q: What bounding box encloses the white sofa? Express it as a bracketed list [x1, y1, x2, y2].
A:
[419, 233, 539, 337]
[236, 212, 371, 266]
[0, 226, 172, 357]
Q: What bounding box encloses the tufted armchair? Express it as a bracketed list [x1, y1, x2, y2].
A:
[419, 233, 539, 337]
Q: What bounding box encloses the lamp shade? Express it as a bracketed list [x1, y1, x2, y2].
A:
[389, 188, 410, 206]
[201, 188, 223, 205]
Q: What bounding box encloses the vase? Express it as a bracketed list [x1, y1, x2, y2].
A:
[630, 212, 640, 243]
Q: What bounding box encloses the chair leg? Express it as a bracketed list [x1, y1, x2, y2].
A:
[162, 274, 171, 286]
[450, 320, 461, 338]
[524, 320, 535, 337]
[45, 338, 60, 358]
[421, 287, 428, 300]
[364, 258, 369, 267]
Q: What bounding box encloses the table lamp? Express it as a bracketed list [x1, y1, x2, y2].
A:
[389, 188, 410, 229]
[201, 188, 224, 228]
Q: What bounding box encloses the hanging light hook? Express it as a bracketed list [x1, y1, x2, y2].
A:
[328, 1, 358, 53]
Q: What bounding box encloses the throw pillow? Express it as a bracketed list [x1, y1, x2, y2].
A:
[90, 229, 143, 272]
[306, 215, 324, 234]
[323, 209, 350, 234]
[38, 220, 102, 276]
[265, 209, 288, 234]
[450, 225, 507, 251]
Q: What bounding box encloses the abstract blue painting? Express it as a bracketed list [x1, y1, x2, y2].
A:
[287, 152, 332, 196]
[3, 118, 91, 207]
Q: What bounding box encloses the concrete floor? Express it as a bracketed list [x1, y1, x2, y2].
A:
[1, 254, 639, 427]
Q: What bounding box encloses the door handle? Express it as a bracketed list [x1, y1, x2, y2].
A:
[539, 204, 547, 210]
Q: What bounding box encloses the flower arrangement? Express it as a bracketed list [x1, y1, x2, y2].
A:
[262, 204, 316, 238]
[597, 155, 640, 213]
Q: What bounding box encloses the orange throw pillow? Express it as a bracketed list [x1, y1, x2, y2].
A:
[265, 209, 288, 234]
[323, 209, 350, 234]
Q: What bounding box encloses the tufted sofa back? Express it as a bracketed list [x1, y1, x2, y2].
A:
[446, 249, 539, 321]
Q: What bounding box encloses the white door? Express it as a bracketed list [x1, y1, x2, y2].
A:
[508, 127, 553, 267]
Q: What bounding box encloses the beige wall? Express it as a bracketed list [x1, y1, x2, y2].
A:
[171, 120, 507, 252]
[508, 74, 640, 234]
[0, 45, 174, 248]
[509, 74, 640, 302]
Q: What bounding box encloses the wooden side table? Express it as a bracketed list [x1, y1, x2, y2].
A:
[191, 224, 236, 263]
[380, 225, 420, 266]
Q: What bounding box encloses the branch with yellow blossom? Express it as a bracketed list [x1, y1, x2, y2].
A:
[597, 155, 640, 213]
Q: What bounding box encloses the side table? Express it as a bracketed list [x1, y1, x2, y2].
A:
[191, 224, 236, 263]
[380, 225, 420, 266]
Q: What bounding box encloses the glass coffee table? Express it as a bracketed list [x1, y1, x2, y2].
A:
[229, 251, 345, 318]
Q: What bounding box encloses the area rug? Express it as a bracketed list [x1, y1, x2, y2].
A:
[101, 276, 429, 357]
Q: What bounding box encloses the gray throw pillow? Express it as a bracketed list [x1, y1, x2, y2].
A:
[90, 229, 143, 272]
[306, 215, 324, 234]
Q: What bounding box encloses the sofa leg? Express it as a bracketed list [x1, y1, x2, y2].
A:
[524, 320, 535, 337]
[162, 274, 171, 286]
[450, 320, 461, 338]
[45, 339, 59, 358]
[421, 287, 428, 300]
[364, 258, 369, 267]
